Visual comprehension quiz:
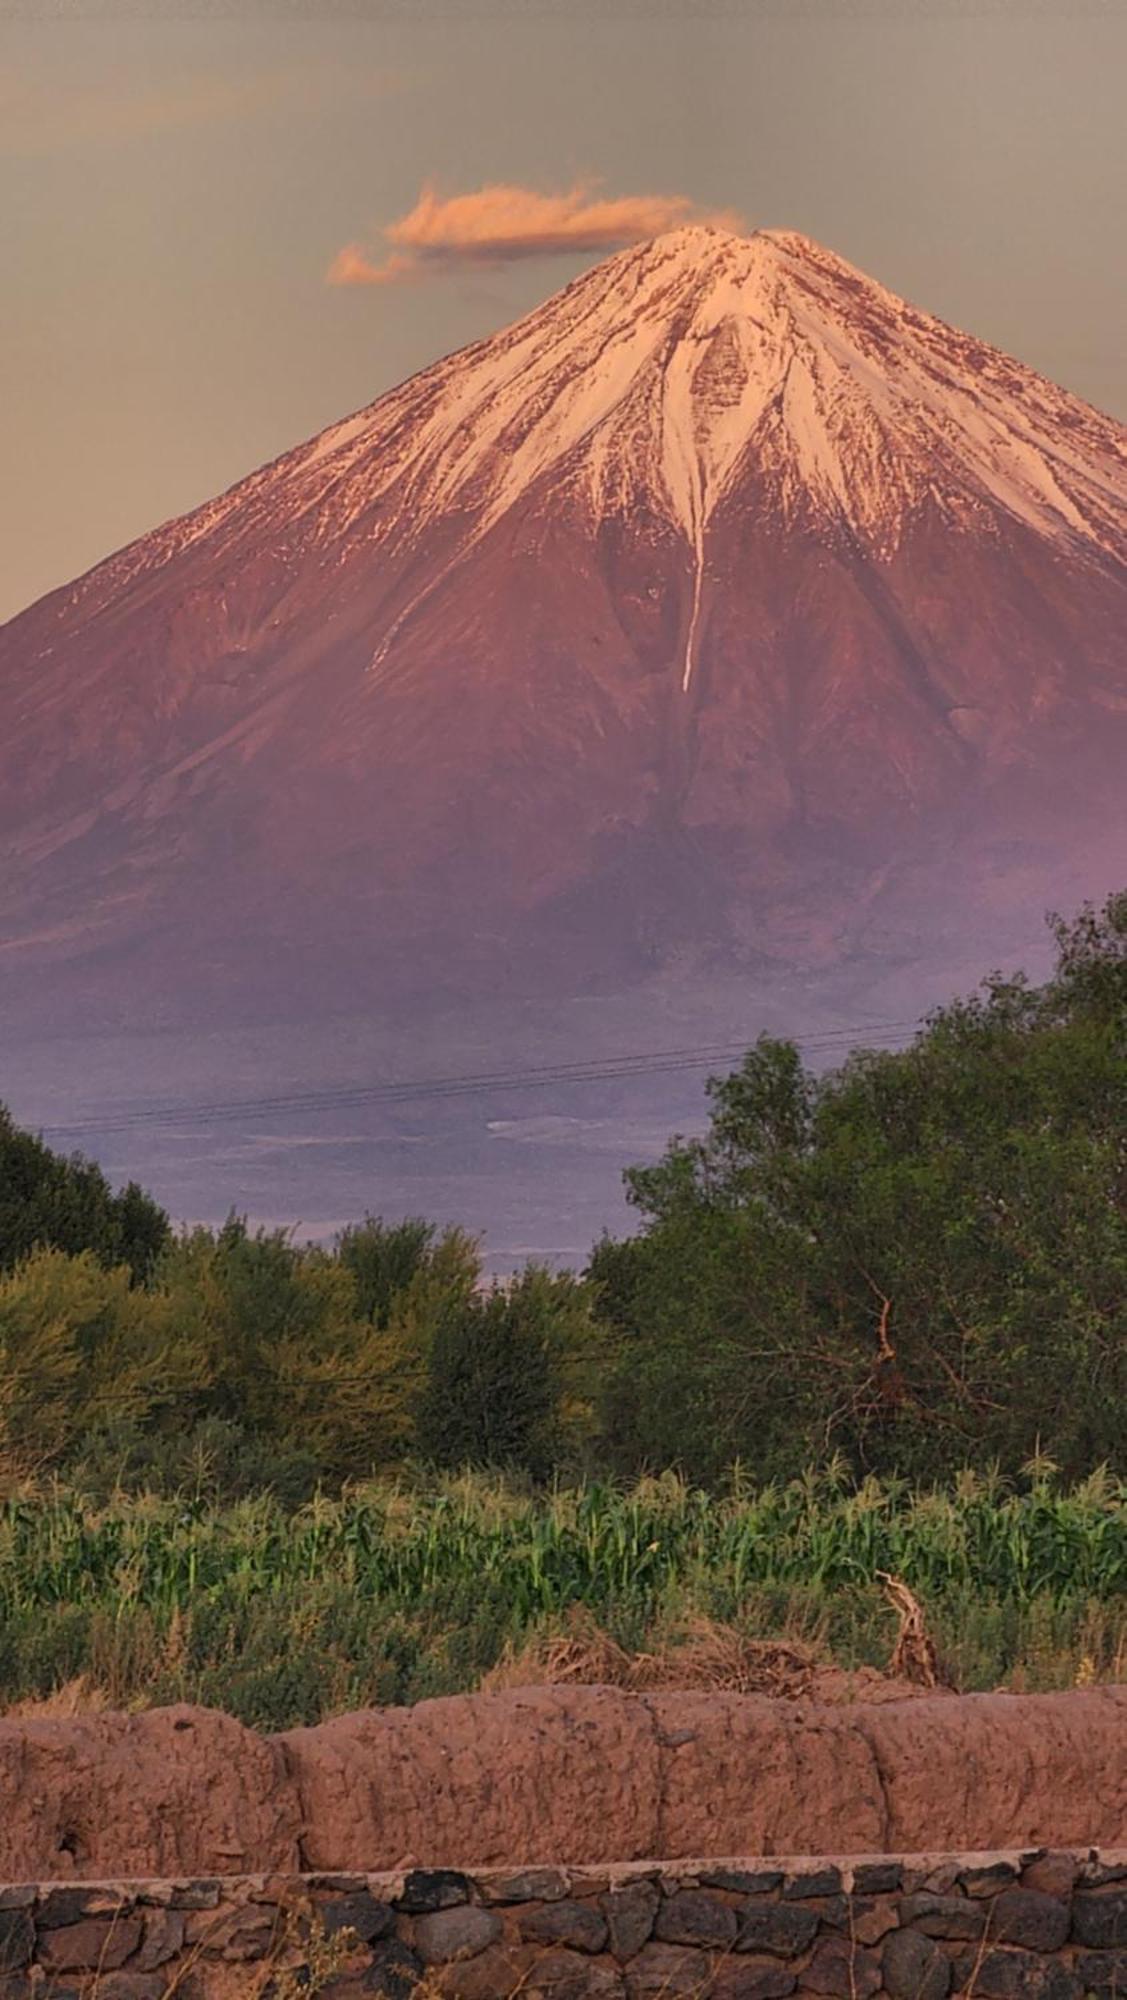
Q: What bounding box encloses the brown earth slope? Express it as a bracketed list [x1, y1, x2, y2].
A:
[1, 1686, 1124, 1879]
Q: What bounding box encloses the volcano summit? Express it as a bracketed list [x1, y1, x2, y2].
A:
[2, 225, 1126, 1033]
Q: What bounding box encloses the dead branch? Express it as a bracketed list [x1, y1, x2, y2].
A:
[876, 1571, 951, 1689]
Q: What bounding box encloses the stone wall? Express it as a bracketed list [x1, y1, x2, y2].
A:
[1, 1851, 1125, 2000]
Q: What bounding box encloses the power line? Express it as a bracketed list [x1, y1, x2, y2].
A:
[34, 1016, 922, 1140]
[39, 1021, 921, 1138]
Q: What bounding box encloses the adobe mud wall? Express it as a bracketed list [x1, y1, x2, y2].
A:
[2, 1686, 1126, 1881]
[1, 1851, 1126, 2000]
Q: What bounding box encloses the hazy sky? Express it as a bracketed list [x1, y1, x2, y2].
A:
[3, 0, 1124, 621]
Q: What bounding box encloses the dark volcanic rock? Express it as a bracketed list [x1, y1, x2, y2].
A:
[0, 1916, 33, 1975]
[1076, 1950, 1127, 1999]
[623, 1943, 709, 1997]
[396, 1871, 472, 1914]
[655, 1890, 738, 1949]
[992, 1890, 1071, 1951]
[898, 1893, 985, 1940]
[601, 1883, 660, 1962]
[949, 1949, 1082, 2000]
[412, 1907, 502, 1966]
[1073, 1889, 1127, 1948]
[37, 1918, 144, 1973]
[521, 1903, 610, 1955]
[737, 1905, 820, 1957]
[322, 1894, 395, 1944]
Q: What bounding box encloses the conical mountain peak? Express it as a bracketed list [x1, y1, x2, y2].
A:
[12, 223, 1124, 651]
[644, 218, 747, 248]
[0, 224, 1125, 1042]
[602, 220, 867, 301]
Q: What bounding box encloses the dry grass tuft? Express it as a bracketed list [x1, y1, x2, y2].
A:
[632, 1614, 819, 1697]
[3, 1674, 111, 1719]
[481, 1603, 636, 1691]
[482, 1606, 820, 1697]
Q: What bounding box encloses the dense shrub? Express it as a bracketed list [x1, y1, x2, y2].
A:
[416, 1265, 601, 1476]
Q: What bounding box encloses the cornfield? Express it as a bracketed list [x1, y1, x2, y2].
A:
[0, 1469, 1123, 1727]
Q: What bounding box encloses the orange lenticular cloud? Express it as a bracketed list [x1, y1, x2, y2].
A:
[327, 181, 744, 285]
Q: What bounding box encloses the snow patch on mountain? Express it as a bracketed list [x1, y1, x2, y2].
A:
[24, 223, 1127, 671]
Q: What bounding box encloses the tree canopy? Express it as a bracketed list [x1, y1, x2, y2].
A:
[591, 892, 1127, 1484]
[0, 1108, 169, 1282]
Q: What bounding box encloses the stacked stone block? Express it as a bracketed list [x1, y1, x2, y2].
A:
[0, 1851, 1123, 2000]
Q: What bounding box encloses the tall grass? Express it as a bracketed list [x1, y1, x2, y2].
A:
[0, 1468, 1122, 1728]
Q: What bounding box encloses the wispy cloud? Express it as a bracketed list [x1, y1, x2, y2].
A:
[0, 60, 396, 157]
[327, 180, 743, 287]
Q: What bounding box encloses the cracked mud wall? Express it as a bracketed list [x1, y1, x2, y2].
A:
[0, 1686, 1125, 1879]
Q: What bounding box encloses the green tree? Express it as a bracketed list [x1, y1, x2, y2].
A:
[336, 1215, 438, 1325]
[593, 893, 1127, 1485]
[0, 1248, 177, 1473]
[0, 1106, 169, 1282]
[416, 1265, 600, 1476]
[157, 1219, 417, 1478]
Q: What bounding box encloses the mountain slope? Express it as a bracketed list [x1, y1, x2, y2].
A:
[2, 224, 1126, 1027]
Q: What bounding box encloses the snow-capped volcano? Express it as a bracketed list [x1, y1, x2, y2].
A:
[2, 225, 1126, 1028]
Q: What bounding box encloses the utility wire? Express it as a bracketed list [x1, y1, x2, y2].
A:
[35, 1016, 922, 1140]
